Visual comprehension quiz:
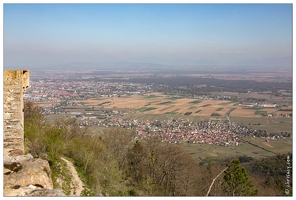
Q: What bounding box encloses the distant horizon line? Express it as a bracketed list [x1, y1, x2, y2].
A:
[3, 59, 293, 69]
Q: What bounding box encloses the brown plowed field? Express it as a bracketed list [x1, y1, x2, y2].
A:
[78, 96, 236, 116]
[230, 108, 256, 117]
[77, 95, 289, 118]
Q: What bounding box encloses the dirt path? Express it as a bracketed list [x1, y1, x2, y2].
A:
[61, 157, 84, 196]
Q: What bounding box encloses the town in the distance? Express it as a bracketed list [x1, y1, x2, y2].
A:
[24, 67, 292, 153]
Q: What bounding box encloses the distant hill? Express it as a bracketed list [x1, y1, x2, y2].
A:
[3, 58, 292, 72]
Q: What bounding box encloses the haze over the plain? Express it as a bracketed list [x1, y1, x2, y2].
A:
[3, 3, 292, 70]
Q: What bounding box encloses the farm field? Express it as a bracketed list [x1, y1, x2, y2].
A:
[229, 116, 292, 134]
[230, 107, 283, 117]
[77, 95, 237, 116]
[74, 94, 292, 134]
[180, 137, 292, 161]
[76, 94, 291, 117]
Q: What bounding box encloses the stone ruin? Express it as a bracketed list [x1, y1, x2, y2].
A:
[3, 69, 65, 196]
[3, 69, 29, 156]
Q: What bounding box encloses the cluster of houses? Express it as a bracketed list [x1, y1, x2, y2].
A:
[239, 103, 278, 108]
[91, 118, 290, 146]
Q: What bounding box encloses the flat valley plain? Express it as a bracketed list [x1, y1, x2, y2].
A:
[76, 93, 291, 128]
[78, 94, 289, 117]
[73, 94, 292, 160]
[38, 68, 292, 161]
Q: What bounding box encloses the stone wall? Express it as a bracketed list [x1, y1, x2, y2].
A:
[3, 69, 65, 196]
[3, 70, 30, 156]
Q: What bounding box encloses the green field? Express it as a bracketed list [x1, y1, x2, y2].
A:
[165, 109, 180, 115]
[180, 137, 292, 161]
[244, 107, 263, 110]
[201, 104, 211, 107]
[137, 107, 157, 112]
[158, 101, 173, 105]
[167, 97, 183, 100]
[216, 107, 224, 111]
[229, 116, 292, 134]
[189, 100, 202, 104]
[255, 110, 267, 115]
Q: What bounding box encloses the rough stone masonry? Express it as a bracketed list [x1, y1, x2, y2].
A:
[3, 69, 65, 196]
[3, 69, 30, 156]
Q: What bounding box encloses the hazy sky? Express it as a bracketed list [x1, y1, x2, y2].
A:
[3, 3, 293, 68]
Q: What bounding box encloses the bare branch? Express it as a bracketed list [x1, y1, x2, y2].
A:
[206, 165, 229, 196]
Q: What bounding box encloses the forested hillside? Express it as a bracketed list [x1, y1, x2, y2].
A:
[24, 101, 292, 196]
